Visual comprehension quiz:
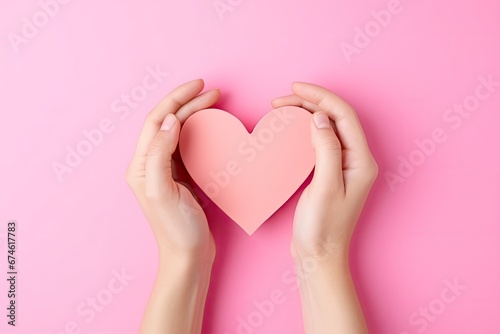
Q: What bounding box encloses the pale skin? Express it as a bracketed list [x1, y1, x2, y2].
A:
[126, 79, 378, 334]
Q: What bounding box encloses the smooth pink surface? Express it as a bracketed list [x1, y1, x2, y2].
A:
[1, 0, 499, 333]
[179, 107, 315, 235]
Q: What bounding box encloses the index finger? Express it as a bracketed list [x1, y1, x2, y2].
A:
[133, 79, 205, 160]
[291, 82, 370, 153]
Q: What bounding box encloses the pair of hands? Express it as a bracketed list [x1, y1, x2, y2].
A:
[125, 78, 378, 268]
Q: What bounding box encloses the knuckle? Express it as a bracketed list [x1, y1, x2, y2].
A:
[313, 92, 326, 106]
[125, 166, 136, 186]
[125, 168, 132, 184]
[146, 138, 165, 158]
[317, 135, 342, 153]
[368, 158, 379, 176]
[145, 111, 160, 126]
[362, 158, 379, 183]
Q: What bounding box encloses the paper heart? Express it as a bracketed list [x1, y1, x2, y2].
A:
[179, 106, 315, 235]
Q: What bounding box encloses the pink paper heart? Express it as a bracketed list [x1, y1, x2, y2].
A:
[179, 106, 315, 235]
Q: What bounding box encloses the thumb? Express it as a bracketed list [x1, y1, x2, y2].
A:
[145, 114, 181, 201]
[309, 112, 344, 197]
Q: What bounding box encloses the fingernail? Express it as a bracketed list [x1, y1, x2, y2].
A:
[313, 112, 331, 129]
[161, 114, 176, 131]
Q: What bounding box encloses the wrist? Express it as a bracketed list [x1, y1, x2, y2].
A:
[291, 238, 350, 271]
[158, 250, 214, 277]
[143, 247, 213, 334]
[156, 235, 216, 269]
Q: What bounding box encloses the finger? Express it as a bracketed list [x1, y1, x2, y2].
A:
[134, 79, 204, 160]
[271, 94, 321, 113]
[291, 82, 370, 153]
[144, 114, 180, 201]
[170, 88, 221, 162]
[272, 94, 302, 107]
[271, 94, 341, 142]
[309, 112, 344, 198]
[175, 88, 221, 123]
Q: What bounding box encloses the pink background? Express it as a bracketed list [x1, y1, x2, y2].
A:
[1, 0, 499, 333]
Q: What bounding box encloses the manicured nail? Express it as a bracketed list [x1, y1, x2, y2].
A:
[161, 114, 176, 131]
[313, 112, 331, 129]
